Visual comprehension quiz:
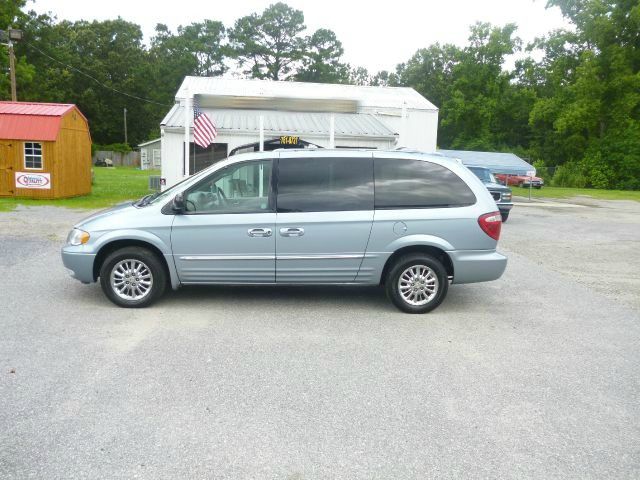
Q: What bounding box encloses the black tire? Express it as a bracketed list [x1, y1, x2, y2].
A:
[99, 246, 167, 308]
[501, 211, 509, 222]
[385, 254, 449, 314]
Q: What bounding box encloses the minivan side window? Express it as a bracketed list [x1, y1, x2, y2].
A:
[374, 158, 476, 209]
[277, 157, 374, 212]
[183, 160, 273, 214]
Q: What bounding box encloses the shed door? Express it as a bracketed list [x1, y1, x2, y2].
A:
[0, 141, 15, 196]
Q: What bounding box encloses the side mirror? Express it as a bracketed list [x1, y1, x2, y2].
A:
[172, 193, 186, 213]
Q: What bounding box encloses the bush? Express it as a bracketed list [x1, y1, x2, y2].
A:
[581, 152, 615, 189]
[551, 163, 588, 188]
[93, 143, 132, 153]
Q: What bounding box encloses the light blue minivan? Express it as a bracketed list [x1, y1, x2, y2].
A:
[62, 150, 506, 313]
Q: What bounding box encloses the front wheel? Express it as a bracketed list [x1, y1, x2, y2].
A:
[385, 254, 449, 314]
[99, 246, 167, 308]
[501, 211, 510, 222]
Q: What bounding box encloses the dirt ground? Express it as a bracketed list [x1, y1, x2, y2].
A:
[501, 197, 640, 312]
[1, 198, 639, 479]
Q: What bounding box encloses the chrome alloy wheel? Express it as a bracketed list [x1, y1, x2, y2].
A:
[110, 259, 153, 301]
[398, 264, 439, 306]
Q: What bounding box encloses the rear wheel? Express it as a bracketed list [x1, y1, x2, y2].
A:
[385, 254, 448, 314]
[99, 246, 167, 308]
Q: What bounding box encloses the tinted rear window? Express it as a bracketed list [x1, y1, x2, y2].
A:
[374, 158, 476, 208]
[277, 157, 374, 212]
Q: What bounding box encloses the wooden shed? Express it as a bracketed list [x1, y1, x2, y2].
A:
[0, 101, 92, 199]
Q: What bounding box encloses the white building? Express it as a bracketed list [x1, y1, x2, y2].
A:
[160, 77, 438, 187]
[138, 138, 161, 170]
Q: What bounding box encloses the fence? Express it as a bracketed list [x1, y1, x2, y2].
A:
[92, 150, 140, 167]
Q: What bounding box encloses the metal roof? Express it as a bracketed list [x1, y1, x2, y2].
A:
[438, 149, 534, 176]
[176, 77, 438, 111]
[0, 102, 84, 141]
[162, 106, 397, 138]
[138, 138, 161, 148]
[0, 102, 76, 116]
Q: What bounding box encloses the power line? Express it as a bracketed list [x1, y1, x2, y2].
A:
[24, 40, 172, 107]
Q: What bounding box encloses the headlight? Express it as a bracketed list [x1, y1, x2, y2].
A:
[67, 228, 90, 246]
[502, 192, 512, 201]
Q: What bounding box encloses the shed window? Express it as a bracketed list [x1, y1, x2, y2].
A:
[24, 142, 43, 169]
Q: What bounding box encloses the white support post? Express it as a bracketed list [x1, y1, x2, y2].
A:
[401, 102, 408, 148]
[183, 89, 191, 178]
[329, 114, 335, 148]
[259, 115, 264, 152]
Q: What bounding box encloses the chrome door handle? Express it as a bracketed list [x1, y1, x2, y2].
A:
[279, 227, 304, 237]
[248, 228, 272, 237]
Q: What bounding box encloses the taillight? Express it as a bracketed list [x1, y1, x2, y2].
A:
[478, 212, 502, 240]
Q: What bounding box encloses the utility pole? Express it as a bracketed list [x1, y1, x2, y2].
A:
[123, 107, 128, 145]
[1, 28, 23, 101]
[8, 39, 16, 101]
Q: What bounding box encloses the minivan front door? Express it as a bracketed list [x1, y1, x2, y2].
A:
[275, 153, 374, 283]
[171, 159, 275, 284]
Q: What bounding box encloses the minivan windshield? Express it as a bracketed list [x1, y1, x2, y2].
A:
[468, 167, 497, 184]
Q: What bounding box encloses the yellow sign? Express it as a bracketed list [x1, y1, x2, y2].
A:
[280, 135, 299, 145]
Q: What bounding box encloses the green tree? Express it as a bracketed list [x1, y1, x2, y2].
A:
[0, 0, 35, 99]
[397, 23, 526, 150]
[229, 2, 306, 80]
[151, 21, 227, 78]
[527, 0, 640, 188]
[20, 16, 156, 144]
[295, 28, 349, 83]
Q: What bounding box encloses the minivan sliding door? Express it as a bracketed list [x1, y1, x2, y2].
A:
[275, 152, 374, 283]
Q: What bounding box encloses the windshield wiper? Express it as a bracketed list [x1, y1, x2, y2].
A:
[136, 193, 156, 207]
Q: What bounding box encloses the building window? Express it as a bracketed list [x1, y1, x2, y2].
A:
[152, 149, 161, 167]
[189, 142, 227, 174]
[24, 142, 43, 169]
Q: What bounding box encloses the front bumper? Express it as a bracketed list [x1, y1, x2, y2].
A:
[61, 247, 96, 284]
[497, 202, 513, 212]
[448, 250, 507, 284]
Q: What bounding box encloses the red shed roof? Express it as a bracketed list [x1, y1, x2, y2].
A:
[0, 101, 84, 141]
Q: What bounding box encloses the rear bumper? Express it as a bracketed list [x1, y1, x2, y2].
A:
[448, 250, 507, 284]
[61, 248, 96, 284]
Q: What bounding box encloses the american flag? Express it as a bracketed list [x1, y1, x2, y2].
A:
[193, 100, 217, 148]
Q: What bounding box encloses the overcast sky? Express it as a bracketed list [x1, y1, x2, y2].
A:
[29, 0, 572, 72]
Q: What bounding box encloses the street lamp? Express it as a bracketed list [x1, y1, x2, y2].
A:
[1, 28, 24, 101]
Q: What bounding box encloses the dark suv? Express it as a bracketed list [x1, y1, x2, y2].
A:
[467, 166, 513, 222]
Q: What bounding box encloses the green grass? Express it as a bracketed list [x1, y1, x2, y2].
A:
[0, 167, 159, 212]
[512, 186, 640, 202]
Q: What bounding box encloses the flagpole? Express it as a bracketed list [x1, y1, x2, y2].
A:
[183, 88, 190, 178]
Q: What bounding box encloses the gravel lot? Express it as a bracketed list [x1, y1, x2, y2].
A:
[1, 199, 639, 479]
